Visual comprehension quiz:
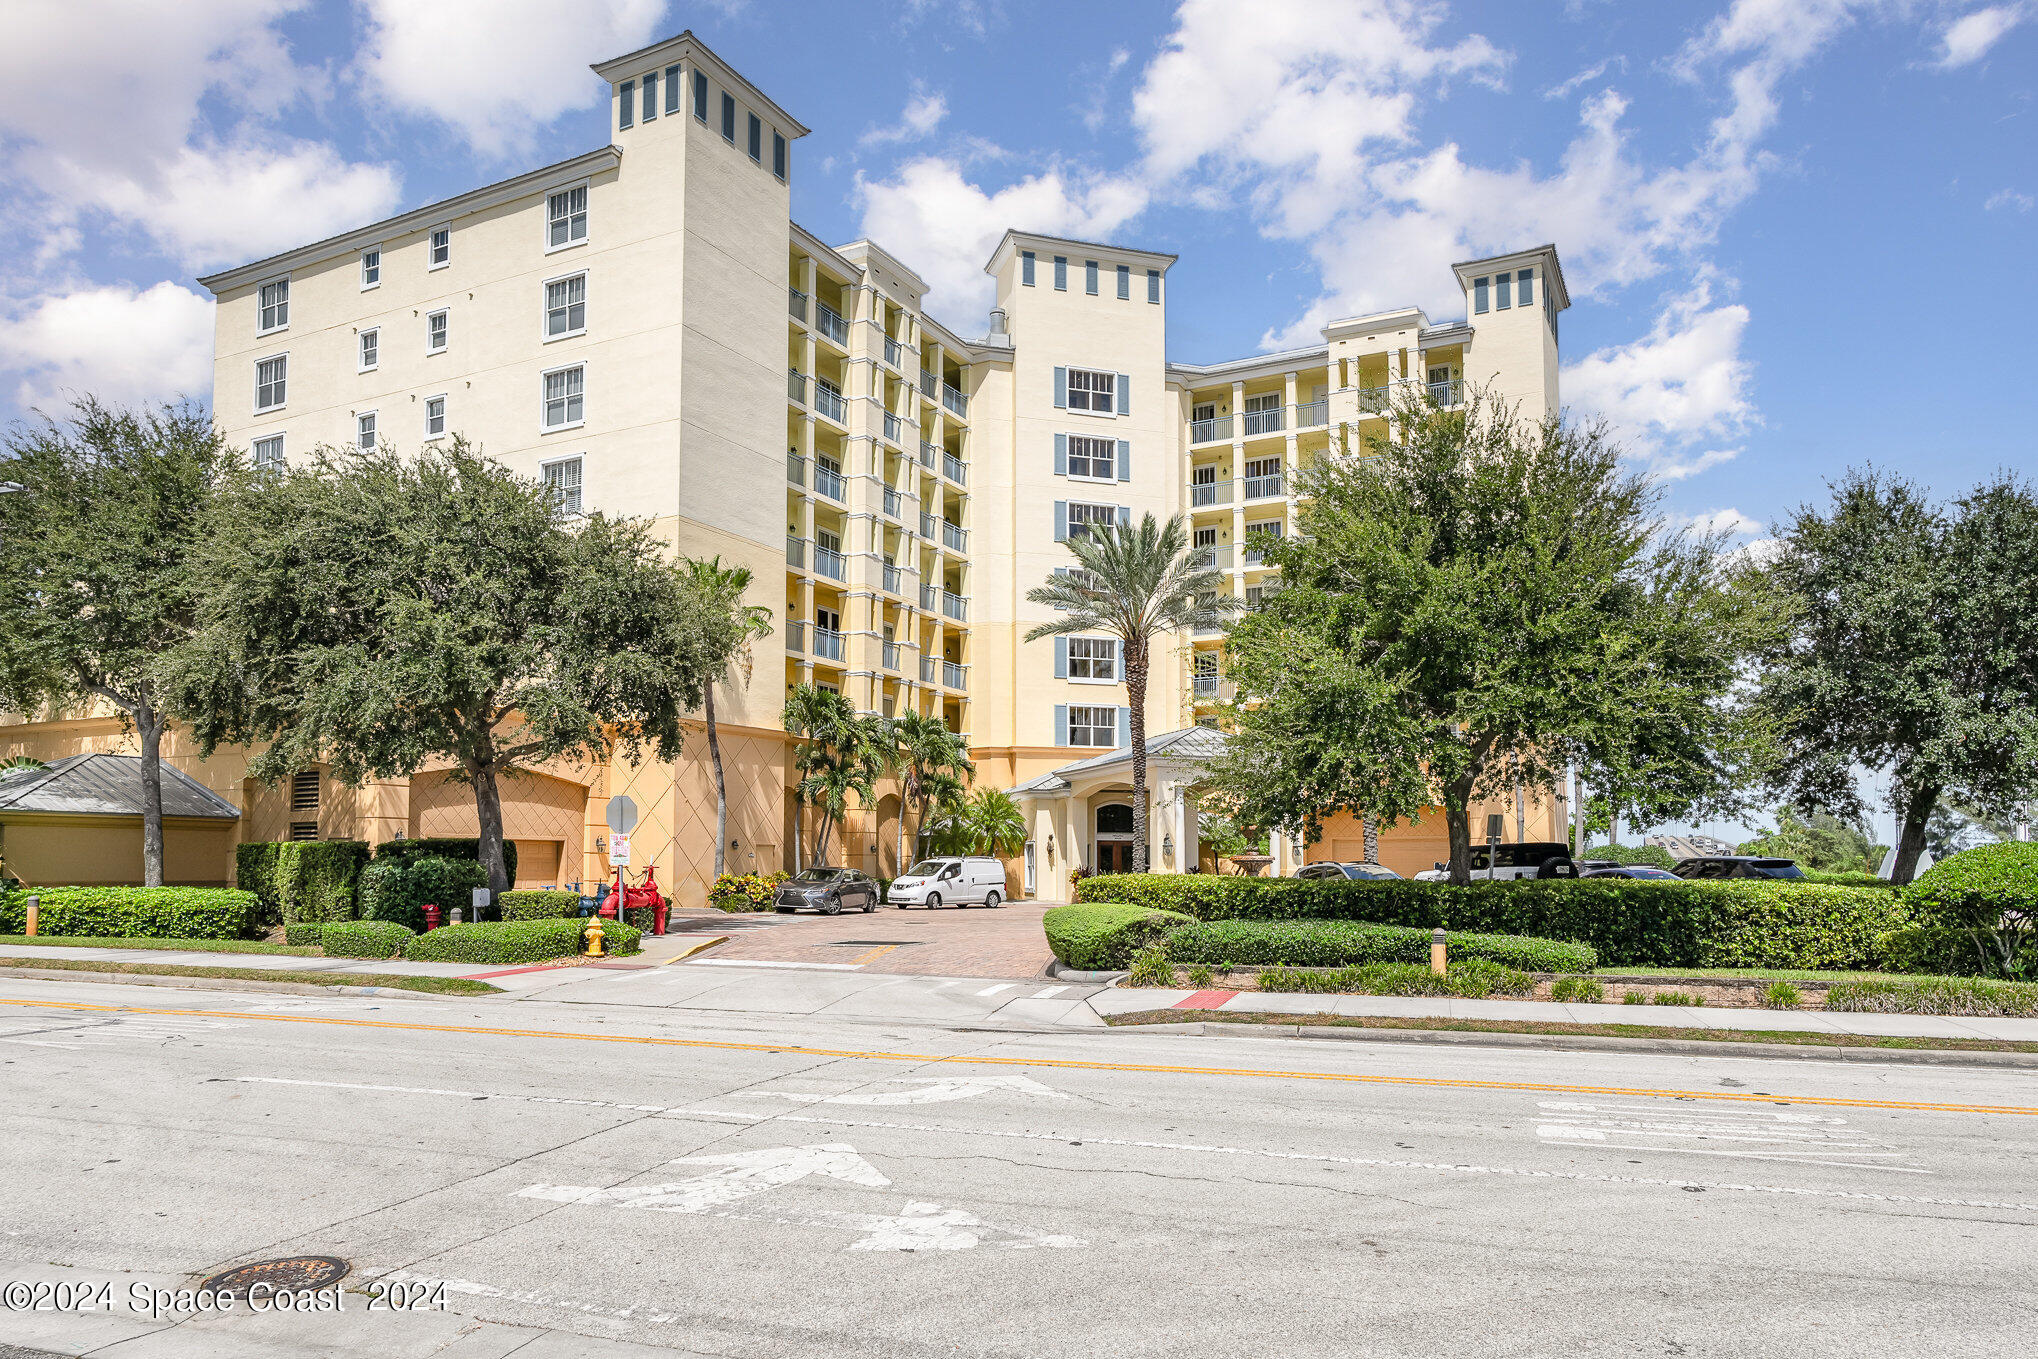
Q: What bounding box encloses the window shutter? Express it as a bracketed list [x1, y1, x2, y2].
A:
[1085, 260, 1098, 295]
[1054, 637, 1068, 679]
[1118, 706, 1132, 749]
[1055, 704, 1069, 746]
[1117, 439, 1131, 482]
[618, 80, 634, 129]
[1053, 367, 1067, 409]
[1496, 275, 1511, 310]
[1116, 505, 1131, 528]
[1054, 433, 1068, 475]
[1054, 500, 1068, 542]
[1116, 374, 1131, 415]
[1117, 264, 1130, 299]
[1518, 268, 1534, 306]
[1474, 277, 1489, 314]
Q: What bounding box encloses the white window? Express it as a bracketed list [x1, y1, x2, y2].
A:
[542, 365, 585, 429]
[257, 278, 289, 334]
[1067, 435, 1114, 480]
[1068, 637, 1119, 682]
[357, 328, 378, 372]
[1244, 392, 1280, 414]
[1247, 518, 1284, 540]
[426, 309, 448, 353]
[1194, 652, 1219, 679]
[1067, 501, 1115, 539]
[424, 395, 446, 437]
[360, 248, 380, 289]
[252, 434, 284, 471]
[546, 185, 588, 249]
[355, 412, 377, 450]
[1068, 705, 1117, 748]
[254, 355, 287, 412]
[542, 455, 583, 516]
[544, 274, 586, 339]
[429, 227, 450, 268]
[1066, 367, 1115, 413]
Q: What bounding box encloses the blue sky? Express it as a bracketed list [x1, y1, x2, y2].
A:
[3, 0, 2031, 841]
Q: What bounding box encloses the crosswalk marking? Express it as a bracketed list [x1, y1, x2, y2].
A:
[975, 983, 1017, 997]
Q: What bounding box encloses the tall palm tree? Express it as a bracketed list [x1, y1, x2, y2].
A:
[888, 710, 974, 870]
[1026, 513, 1243, 873]
[680, 556, 773, 878]
[926, 787, 1027, 858]
[782, 685, 886, 866]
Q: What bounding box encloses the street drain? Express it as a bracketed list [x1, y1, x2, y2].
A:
[199, 1256, 350, 1299]
[829, 940, 921, 946]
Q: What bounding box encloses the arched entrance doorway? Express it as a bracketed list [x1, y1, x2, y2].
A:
[1094, 801, 1134, 874]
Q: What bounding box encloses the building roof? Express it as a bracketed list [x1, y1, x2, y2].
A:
[984, 229, 1179, 278]
[1008, 727, 1229, 796]
[591, 30, 811, 137]
[0, 754, 241, 821]
[1451, 243, 1570, 311]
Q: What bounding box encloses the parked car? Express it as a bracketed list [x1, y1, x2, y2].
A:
[1414, 842, 1579, 882]
[1294, 862, 1402, 881]
[1672, 856, 1805, 881]
[773, 867, 881, 914]
[1582, 864, 1682, 880]
[889, 857, 1007, 909]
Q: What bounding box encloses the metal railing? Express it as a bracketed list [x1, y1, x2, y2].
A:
[882, 411, 904, 445]
[882, 562, 902, 593]
[1294, 398, 1328, 427]
[942, 383, 967, 418]
[813, 463, 846, 501]
[812, 383, 846, 423]
[941, 521, 967, 553]
[920, 656, 937, 683]
[919, 370, 937, 398]
[943, 661, 966, 691]
[787, 287, 807, 322]
[920, 583, 938, 611]
[918, 440, 938, 470]
[1243, 537, 1282, 566]
[1242, 406, 1285, 436]
[942, 591, 967, 622]
[920, 511, 938, 539]
[883, 336, 902, 368]
[1194, 621, 1225, 637]
[1427, 378, 1463, 406]
[882, 641, 901, 671]
[1189, 479, 1231, 508]
[785, 536, 805, 569]
[814, 302, 849, 345]
[1243, 472, 1284, 500]
[786, 451, 805, 487]
[1193, 673, 1220, 697]
[814, 546, 846, 581]
[1358, 384, 1393, 414]
[812, 627, 844, 661]
[787, 369, 805, 404]
[1190, 544, 1233, 570]
[1189, 414, 1233, 444]
[786, 620, 805, 654]
[882, 486, 902, 519]
[942, 451, 967, 484]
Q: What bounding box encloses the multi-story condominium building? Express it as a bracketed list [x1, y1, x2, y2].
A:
[0, 31, 1570, 900]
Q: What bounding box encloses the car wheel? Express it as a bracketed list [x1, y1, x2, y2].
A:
[863, 897, 875, 912]
[774, 906, 791, 914]
[926, 892, 941, 910]
[984, 890, 1001, 909]
[822, 897, 842, 916]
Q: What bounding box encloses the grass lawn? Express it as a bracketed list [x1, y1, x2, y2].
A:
[1108, 1009, 2038, 1055]
[0, 934, 319, 956]
[0, 955, 496, 996]
[1597, 966, 1980, 986]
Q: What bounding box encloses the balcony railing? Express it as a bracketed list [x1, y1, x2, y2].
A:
[883, 336, 903, 368]
[785, 536, 805, 569]
[920, 656, 937, 684]
[882, 486, 902, 519]
[1189, 544, 1233, 570]
[1294, 398, 1328, 427]
[787, 287, 807, 322]
[941, 520, 967, 553]
[1189, 478, 1231, 508]
[814, 546, 846, 581]
[920, 511, 938, 540]
[1243, 536, 1283, 566]
[942, 590, 967, 622]
[918, 440, 938, 470]
[919, 583, 938, 612]
[1194, 620, 1225, 637]
[786, 451, 805, 487]
[787, 620, 805, 653]
[943, 661, 966, 691]
[1427, 378, 1463, 406]
[1243, 472, 1284, 500]
[919, 369, 937, 398]
[814, 463, 846, 501]
[882, 641, 901, 671]
[882, 562, 902, 594]
[882, 411, 904, 445]
[1358, 384, 1393, 414]
[1193, 673, 1220, 698]
[942, 451, 967, 484]
[787, 369, 805, 404]
[812, 383, 847, 423]
[1242, 406, 1285, 436]
[1189, 414, 1233, 445]
[942, 383, 967, 418]
[812, 627, 844, 661]
[815, 302, 849, 345]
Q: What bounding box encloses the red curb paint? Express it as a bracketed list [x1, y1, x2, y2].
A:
[1174, 989, 1239, 1009]
[463, 961, 584, 980]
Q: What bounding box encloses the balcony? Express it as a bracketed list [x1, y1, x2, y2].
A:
[882, 641, 901, 671]
[812, 382, 847, 423]
[942, 451, 967, 484]
[883, 336, 903, 368]
[1193, 673, 1220, 698]
[882, 486, 903, 520]
[1194, 619, 1226, 637]
[943, 660, 966, 691]
[920, 656, 937, 684]
[1358, 384, 1393, 414]
[785, 536, 806, 569]
[941, 520, 967, 553]
[786, 620, 805, 653]
[1243, 537, 1284, 566]
[942, 383, 968, 418]
[919, 583, 938, 612]
[814, 545, 846, 581]
[918, 440, 938, 470]
[920, 511, 938, 540]
[787, 369, 806, 404]
[786, 451, 805, 487]
[1294, 398, 1328, 427]
[1428, 378, 1463, 406]
[1242, 406, 1285, 437]
[1189, 478, 1232, 508]
[1243, 472, 1285, 500]
[882, 562, 902, 594]
[919, 369, 937, 398]
[1190, 544, 1233, 570]
[942, 590, 967, 622]
[787, 287, 808, 323]
[1189, 414, 1233, 445]
[813, 463, 846, 502]
[812, 627, 844, 661]
[814, 302, 849, 346]
[882, 411, 904, 445]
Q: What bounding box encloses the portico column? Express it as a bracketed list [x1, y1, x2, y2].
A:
[1172, 782, 1192, 876]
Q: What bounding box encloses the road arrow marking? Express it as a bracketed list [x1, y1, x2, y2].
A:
[520, 1143, 889, 1213]
[737, 1073, 1069, 1106]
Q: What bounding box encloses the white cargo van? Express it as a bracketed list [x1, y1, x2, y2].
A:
[889, 857, 1007, 909]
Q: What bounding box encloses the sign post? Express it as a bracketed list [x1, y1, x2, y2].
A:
[603, 796, 640, 926]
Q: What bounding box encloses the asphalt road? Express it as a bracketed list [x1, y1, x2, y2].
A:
[2, 974, 2035, 1358]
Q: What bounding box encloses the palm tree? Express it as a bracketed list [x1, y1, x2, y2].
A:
[1026, 513, 1243, 872]
[680, 556, 773, 878]
[926, 787, 1026, 858]
[887, 710, 974, 870]
[782, 685, 885, 866]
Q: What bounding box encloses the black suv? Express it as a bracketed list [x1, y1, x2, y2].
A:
[774, 867, 881, 914]
[1671, 856, 1805, 881]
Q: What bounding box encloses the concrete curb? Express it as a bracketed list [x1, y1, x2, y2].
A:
[1109, 1016, 2038, 1069]
[659, 935, 730, 962]
[0, 965, 478, 999]
[1047, 961, 1127, 983]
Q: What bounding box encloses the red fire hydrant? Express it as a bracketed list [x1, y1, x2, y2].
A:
[422, 902, 442, 931]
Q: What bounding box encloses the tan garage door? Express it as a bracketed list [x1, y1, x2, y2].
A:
[513, 839, 562, 889]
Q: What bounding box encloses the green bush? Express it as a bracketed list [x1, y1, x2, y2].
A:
[1901, 843, 2038, 979]
[1622, 991, 1646, 1004]
[236, 842, 285, 919]
[1801, 870, 1893, 888]
[276, 840, 370, 923]
[322, 920, 414, 959]
[0, 887, 257, 940]
[1580, 844, 1676, 871]
[284, 923, 324, 945]
[708, 871, 789, 911]
[1158, 918, 1595, 973]
[500, 890, 582, 921]
[1652, 991, 1703, 1007]
[1550, 975, 1604, 1003]
[1124, 947, 1176, 987]
[358, 855, 487, 933]
[1825, 976, 2038, 1018]
[403, 917, 640, 965]
[1877, 925, 2001, 977]
[1074, 873, 1910, 970]
[374, 836, 518, 883]
[1043, 903, 1195, 970]
[1764, 980, 1802, 1009]
[1256, 960, 1531, 998]
[1184, 963, 1217, 988]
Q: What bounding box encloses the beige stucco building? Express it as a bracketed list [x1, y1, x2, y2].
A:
[0, 31, 1571, 901]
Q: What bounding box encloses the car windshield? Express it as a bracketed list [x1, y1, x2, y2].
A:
[1628, 868, 1678, 878]
[1749, 859, 1804, 879]
[905, 862, 949, 878]
[795, 868, 844, 883]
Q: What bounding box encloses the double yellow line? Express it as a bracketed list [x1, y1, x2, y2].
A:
[5, 995, 2032, 1117]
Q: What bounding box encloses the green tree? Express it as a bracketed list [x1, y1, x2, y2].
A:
[926, 787, 1026, 858]
[1737, 807, 1878, 873]
[885, 710, 974, 870]
[679, 556, 774, 878]
[1026, 513, 1241, 872]
[0, 400, 232, 887]
[782, 685, 886, 867]
[1755, 469, 2038, 883]
[172, 440, 725, 895]
[1207, 388, 1773, 885]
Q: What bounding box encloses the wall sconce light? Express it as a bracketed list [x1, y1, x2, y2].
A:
[1046, 834, 1057, 862]
[595, 836, 606, 853]
[1162, 833, 1174, 862]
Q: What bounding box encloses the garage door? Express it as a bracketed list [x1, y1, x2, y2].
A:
[513, 839, 563, 889]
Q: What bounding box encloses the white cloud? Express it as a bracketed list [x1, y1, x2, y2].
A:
[0, 283, 215, 411]
[354, 0, 670, 159]
[1985, 187, 2035, 211]
[1541, 56, 1622, 100]
[860, 89, 950, 148]
[1679, 507, 1763, 538]
[1936, 4, 2026, 66]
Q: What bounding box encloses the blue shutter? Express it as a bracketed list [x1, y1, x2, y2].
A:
[1117, 264, 1130, 299]
[1117, 439, 1131, 483]
[664, 64, 681, 114]
[1118, 706, 1132, 749]
[1054, 500, 1068, 542]
[1147, 269, 1160, 303]
[1116, 505, 1131, 528]
[1054, 256, 1067, 290]
[1022, 251, 1035, 286]
[1474, 277, 1489, 314]
[618, 80, 634, 129]
[1518, 268, 1534, 306]
[643, 71, 657, 120]
[1053, 367, 1067, 409]
[1054, 637, 1068, 679]
[1085, 260, 1098, 295]
[1054, 433, 1068, 476]
[1055, 704, 1069, 746]
[1496, 274, 1511, 310]
[1116, 374, 1131, 415]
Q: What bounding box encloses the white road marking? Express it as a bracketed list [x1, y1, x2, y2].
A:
[974, 983, 1018, 996]
[1532, 1099, 1923, 1172]
[5, 1016, 242, 1049]
[687, 1109, 2033, 1215]
[1030, 986, 1068, 999]
[687, 959, 863, 971]
[736, 1074, 1069, 1106]
[229, 1076, 672, 1112]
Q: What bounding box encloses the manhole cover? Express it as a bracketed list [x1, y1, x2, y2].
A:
[199, 1256, 350, 1299]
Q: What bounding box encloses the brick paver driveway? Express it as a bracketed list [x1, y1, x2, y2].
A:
[668, 898, 1063, 980]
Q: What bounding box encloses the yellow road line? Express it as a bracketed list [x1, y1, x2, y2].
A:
[849, 944, 900, 966]
[661, 936, 729, 964]
[4, 995, 2032, 1117]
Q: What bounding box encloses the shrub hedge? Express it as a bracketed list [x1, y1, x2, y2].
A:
[403, 917, 640, 965]
[283, 922, 324, 945]
[0, 887, 258, 940]
[277, 840, 370, 923]
[359, 855, 486, 932]
[321, 920, 415, 959]
[500, 890, 582, 921]
[1256, 959, 1535, 998]
[1900, 843, 2038, 978]
[374, 836, 518, 883]
[1043, 903, 1195, 970]
[709, 871, 789, 911]
[1801, 870, 1893, 888]
[1073, 874, 1911, 969]
[236, 842, 284, 918]
[1157, 919, 1595, 973]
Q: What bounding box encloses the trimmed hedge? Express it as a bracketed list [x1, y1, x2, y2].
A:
[1907, 842, 2038, 920]
[374, 836, 518, 884]
[359, 855, 486, 933]
[709, 871, 789, 911]
[236, 842, 284, 918]
[1043, 903, 1195, 970]
[0, 887, 258, 940]
[500, 890, 582, 921]
[284, 923, 324, 946]
[1581, 844, 1676, 871]
[322, 920, 414, 959]
[1801, 870, 1893, 888]
[1256, 959, 1536, 998]
[1877, 925, 1998, 977]
[278, 840, 370, 923]
[1074, 874, 1912, 970]
[403, 917, 640, 965]
[1158, 919, 1596, 973]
